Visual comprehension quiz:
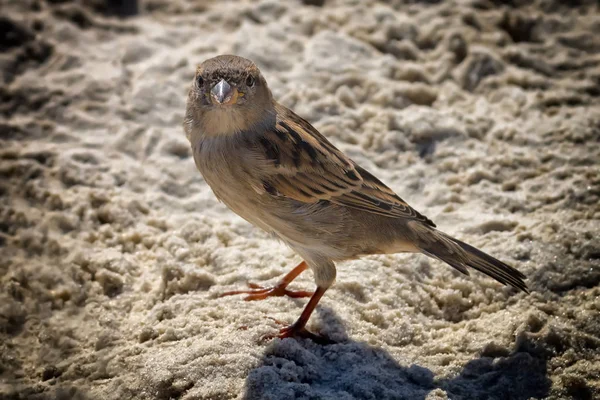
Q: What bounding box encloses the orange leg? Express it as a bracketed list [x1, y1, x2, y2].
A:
[276, 285, 331, 343]
[219, 261, 313, 301]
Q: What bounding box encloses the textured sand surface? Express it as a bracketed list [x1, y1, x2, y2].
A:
[1, 0, 599, 399]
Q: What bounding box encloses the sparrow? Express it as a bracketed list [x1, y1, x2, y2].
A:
[184, 55, 528, 342]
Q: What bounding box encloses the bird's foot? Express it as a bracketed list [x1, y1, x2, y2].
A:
[262, 321, 333, 345]
[219, 282, 313, 301]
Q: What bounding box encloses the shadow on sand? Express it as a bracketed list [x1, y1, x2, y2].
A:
[243, 306, 550, 400]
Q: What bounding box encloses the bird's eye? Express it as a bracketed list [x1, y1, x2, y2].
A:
[196, 75, 204, 86]
[246, 75, 255, 87]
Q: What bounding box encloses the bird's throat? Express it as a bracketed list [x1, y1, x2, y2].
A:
[199, 107, 250, 138]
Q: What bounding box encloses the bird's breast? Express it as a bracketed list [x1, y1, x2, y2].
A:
[191, 136, 364, 260]
[192, 137, 275, 230]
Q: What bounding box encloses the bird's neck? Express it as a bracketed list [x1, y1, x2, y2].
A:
[192, 104, 276, 142]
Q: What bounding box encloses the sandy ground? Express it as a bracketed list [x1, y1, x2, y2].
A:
[1, 0, 599, 399]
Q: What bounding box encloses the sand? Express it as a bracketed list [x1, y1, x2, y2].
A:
[1, 0, 599, 399]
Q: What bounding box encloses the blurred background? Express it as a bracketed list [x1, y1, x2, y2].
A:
[1, 1, 599, 399]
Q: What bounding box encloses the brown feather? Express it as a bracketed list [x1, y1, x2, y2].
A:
[258, 103, 436, 227]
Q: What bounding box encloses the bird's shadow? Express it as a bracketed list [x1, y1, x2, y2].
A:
[243, 306, 550, 400]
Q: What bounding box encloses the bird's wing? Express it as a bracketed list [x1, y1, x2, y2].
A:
[253, 103, 435, 227]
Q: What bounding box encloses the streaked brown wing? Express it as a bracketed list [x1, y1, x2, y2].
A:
[255, 103, 435, 227]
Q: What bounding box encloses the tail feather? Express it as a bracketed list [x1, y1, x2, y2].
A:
[414, 225, 529, 293]
[452, 237, 529, 293]
[420, 249, 470, 276]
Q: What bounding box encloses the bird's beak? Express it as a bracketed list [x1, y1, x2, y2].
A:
[210, 79, 238, 105]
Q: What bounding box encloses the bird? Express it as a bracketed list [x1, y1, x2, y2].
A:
[183, 54, 528, 342]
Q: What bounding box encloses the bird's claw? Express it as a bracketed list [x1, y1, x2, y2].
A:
[219, 283, 313, 301]
[261, 322, 334, 345]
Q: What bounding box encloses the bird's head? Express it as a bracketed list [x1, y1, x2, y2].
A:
[185, 55, 274, 140]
